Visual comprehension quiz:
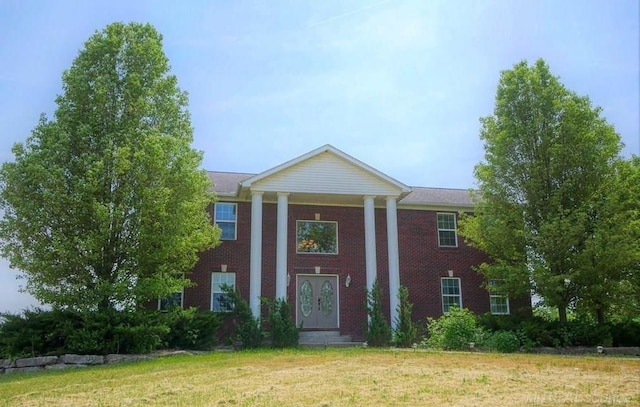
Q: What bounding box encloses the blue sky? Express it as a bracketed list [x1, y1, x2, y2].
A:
[0, 0, 638, 313]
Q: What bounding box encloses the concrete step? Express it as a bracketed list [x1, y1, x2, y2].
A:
[299, 331, 355, 345]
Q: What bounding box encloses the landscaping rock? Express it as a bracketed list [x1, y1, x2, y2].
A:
[61, 354, 104, 365]
[1, 359, 14, 369]
[15, 356, 59, 368]
[105, 354, 152, 364]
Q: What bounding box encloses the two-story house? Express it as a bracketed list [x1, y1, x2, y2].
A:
[169, 145, 528, 341]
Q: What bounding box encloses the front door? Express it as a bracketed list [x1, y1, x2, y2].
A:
[297, 275, 339, 329]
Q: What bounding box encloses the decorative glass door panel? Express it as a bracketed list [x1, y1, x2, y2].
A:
[297, 275, 339, 329]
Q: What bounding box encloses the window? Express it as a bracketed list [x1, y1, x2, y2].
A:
[488, 280, 510, 315]
[296, 221, 338, 254]
[212, 272, 236, 312]
[441, 277, 462, 313]
[215, 203, 237, 240]
[158, 290, 183, 312]
[437, 213, 458, 247]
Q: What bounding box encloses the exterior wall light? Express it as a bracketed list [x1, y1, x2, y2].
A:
[345, 274, 352, 287]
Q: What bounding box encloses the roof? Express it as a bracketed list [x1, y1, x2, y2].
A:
[399, 187, 474, 207]
[208, 171, 475, 208]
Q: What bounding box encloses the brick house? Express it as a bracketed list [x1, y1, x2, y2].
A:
[171, 145, 529, 341]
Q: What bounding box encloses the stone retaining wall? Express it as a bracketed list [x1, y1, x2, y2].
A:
[1, 353, 154, 374]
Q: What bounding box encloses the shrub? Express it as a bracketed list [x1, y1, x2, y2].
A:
[393, 286, 419, 347]
[163, 308, 222, 350]
[265, 298, 299, 348]
[422, 307, 482, 351]
[222, 285, 263, 349]
[486, 331, 520, 353]
[366, 280, 391, 347]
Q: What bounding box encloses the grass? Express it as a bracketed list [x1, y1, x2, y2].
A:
[1, 348, 639, 406]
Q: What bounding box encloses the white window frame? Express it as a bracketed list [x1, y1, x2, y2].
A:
[437, 212, 458, 247]
[295, 220, 339, 255]
[488, 279, 510, 315]
[211, 272, 236, 312]
[214, 203, 237, 240]
[158, 288, 184, 312]
[441, 277, 462, 313]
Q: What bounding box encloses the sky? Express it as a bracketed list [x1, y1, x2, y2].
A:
[0, 0, 638, 313]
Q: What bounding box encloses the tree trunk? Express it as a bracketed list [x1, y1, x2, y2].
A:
[558, 305, 568, 326]
[596, 306, 605, 325]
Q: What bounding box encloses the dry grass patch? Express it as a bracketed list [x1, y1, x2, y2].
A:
[1, 349, 639, 406]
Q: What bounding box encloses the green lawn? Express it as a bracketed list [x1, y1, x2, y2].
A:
[1, 348, 639, 406]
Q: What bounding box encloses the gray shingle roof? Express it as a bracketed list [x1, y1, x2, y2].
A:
[208, 172, 252, 195]
[208, 171, 475, 207]
[399, 187, 474, 207]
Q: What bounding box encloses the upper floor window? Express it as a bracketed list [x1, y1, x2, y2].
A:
[441, 277, 462, 313]
[296, 221, 338, 254]
[437, 213, 458, 247]
[488, 279, 510, 315]
[212, 272, 236, 312]
[215, 203, 237, 240]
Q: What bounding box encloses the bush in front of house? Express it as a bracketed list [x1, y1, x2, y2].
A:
[393, 286, 419, 348]
[162, 307, 222, 350]
[0, 307, 224, 358]
[366, 280, 392, 347]
[422, 307, 484, 351]
[222, 285, 263, 349]
[485, 330, 520, 353]
[265, 297, 300, 348]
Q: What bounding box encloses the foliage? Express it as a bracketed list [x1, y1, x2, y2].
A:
[265, 297, 300, 348]
[459, 58, 635, 325]
[422, 307, 484, 351]
[477, 311, 640, 348]
[222, 285, 263, 349]
[0, 22, 219, 311]
[162, 308, 222, 350]
[485, 331, 520, 353]
[366, 279, 391, 347]
[393, 286, 419, 347]
[0, 307, 223, 358]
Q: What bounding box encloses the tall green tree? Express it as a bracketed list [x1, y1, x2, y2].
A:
[459, 59, 627, 325]
[0, 23, 220, 311]
[572, 156, 640, 323]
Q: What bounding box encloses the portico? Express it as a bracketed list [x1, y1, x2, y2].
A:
[237, 145, 411, 329]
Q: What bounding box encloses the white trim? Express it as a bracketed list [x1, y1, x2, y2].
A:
[249, 191, 263, 318]
[276, 193, 289, 299]
[214, 202, 238, 240]
[240, 145, 411, 194]
[364, 196, 377, 293]
[437, 212, 458, 248]
[386, 196, 400, 330]
[441, 277, 462, 313]
[211, 272, 236, 312]
[488, 279, 510, 315]
[295, 220, 339, 255]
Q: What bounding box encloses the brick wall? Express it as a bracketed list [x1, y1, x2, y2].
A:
[186, 202, 529, 341]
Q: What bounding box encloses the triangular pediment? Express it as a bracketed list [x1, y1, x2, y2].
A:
[239, 145, 410, 198]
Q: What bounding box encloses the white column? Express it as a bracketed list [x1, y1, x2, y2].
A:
[249, 191, 263, 319]
[275, 192, 289, 300]
[386, 196, 400, 330]
[364, 196, 377, 293]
